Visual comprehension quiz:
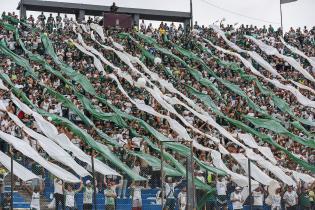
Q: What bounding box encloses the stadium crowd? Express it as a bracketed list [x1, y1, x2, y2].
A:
[0, 11, 314, 210]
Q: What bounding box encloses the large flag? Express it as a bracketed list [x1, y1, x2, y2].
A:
[281, 0, 297, 4]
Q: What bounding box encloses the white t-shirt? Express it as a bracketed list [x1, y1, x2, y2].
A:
[132, 166, 141, 175]
[165, 183, 176, 199]
[252, 191, 264, 206]
[196, 175, 205, 183]
[132, 186, 143, 200]
[216, 180, 227, 195]
[230, 192, 243, 209]
[42, 101, 50, 111]
[65, 190, 75, 207]
[178, 192, 187, 210]
[8, 41, 16, 50]
[54, 179, 63, 194]
[30, 192, 40, 210]
[83, 187, 94, 204]
[283, 191, 298, 207]
[140, 22, 146, 29]
[271, 194, 281, 208]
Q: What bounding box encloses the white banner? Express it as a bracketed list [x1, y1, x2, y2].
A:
[0, 130, 80, 183]
[0, 150, 39, 181]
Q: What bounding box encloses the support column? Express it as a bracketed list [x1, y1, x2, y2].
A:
[133, 14, 140, 27]
[19, 1, 27, 19]
[77, 9, 85, 23]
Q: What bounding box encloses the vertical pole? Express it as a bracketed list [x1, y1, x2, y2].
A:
[190, 0, 193, 30]
[20, 0, 27, 20]
[78, 9, 85, 23]
[186, 156, 189, 208]
[280, 0, 284, 36]
[248, 159, 252, 210]
[160, 142, 164, 210]
[91, 152, 97, 210]
[10, 146, 13, 210]
[186, 141, 195, 210]
[190, 141, 195, 210]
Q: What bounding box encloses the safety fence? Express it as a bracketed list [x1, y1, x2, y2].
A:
[0, 142, 200, 210]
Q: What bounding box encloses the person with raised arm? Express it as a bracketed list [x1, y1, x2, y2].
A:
[63, 178, 83, 210]
[22, 180, 44, 210]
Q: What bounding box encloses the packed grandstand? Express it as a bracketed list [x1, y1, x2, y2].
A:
[0, 10, 314, 210]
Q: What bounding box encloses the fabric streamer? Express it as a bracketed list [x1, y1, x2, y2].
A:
[231, 153, 274, 185]
[7, 112, 91, 177]
[245, 35, 315, 83]
[127, 32, 315, 172]
[0, 150, 39, 181]
[280, 37, 315, 68]
[0, 130, 80, 183]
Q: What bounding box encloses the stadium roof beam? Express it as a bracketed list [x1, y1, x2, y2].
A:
[17, 0, 192, 26]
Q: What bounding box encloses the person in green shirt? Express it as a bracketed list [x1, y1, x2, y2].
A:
[300, 188, 312, 210]
[104, 181, 117, 210]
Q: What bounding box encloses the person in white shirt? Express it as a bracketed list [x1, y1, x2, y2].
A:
[140, 20, 146, 32]
[54, 178, 65, 210]
[196, 170, 205, 183]
[165, 177, 181, 210]
[252, 186, 264, 210]
[283, 186, 298, 210]
[131, 181, 148, 210]
[216, 176, 228, 210]
[132, 160, 141, 175]
[63, 14, 70, 27]
[230, 186, 244, 210]
[63, 179, 83, 210]
[82, 180, 95, 210]
[22, 181, 43, 210]
[155, 190, 162, 205]
[270, 188, 282, 210]
[177, 187, 187, 210]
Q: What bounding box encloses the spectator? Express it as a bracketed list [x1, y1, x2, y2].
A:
[164, 177, 181, 210]
[131, 181, 148, 210]
[0, 165, 7, 194]
[53, 178, 65, 210]
[104, 181, 117, 210]
[22, 181, 44, 210]
[47, 14, 55, 33]
[64, 180, 83, 210]
[155, 189, 162, 206]
[270, 188, 282, 210]
[37, 12, 46, 29]
[216, 176, 228, 210]
[177, 186, 187, 210]
[252, 186, 264, 210]
[283, 186, 298, 210]
[82, 180, 94, 210]
[230, 186, 244, 210]
[300, 187, 312, 210]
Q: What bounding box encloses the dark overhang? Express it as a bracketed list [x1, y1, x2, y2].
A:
[17, 0, 191, 22]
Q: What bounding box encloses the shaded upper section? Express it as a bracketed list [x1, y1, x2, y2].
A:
[17, 0, 191, 22]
